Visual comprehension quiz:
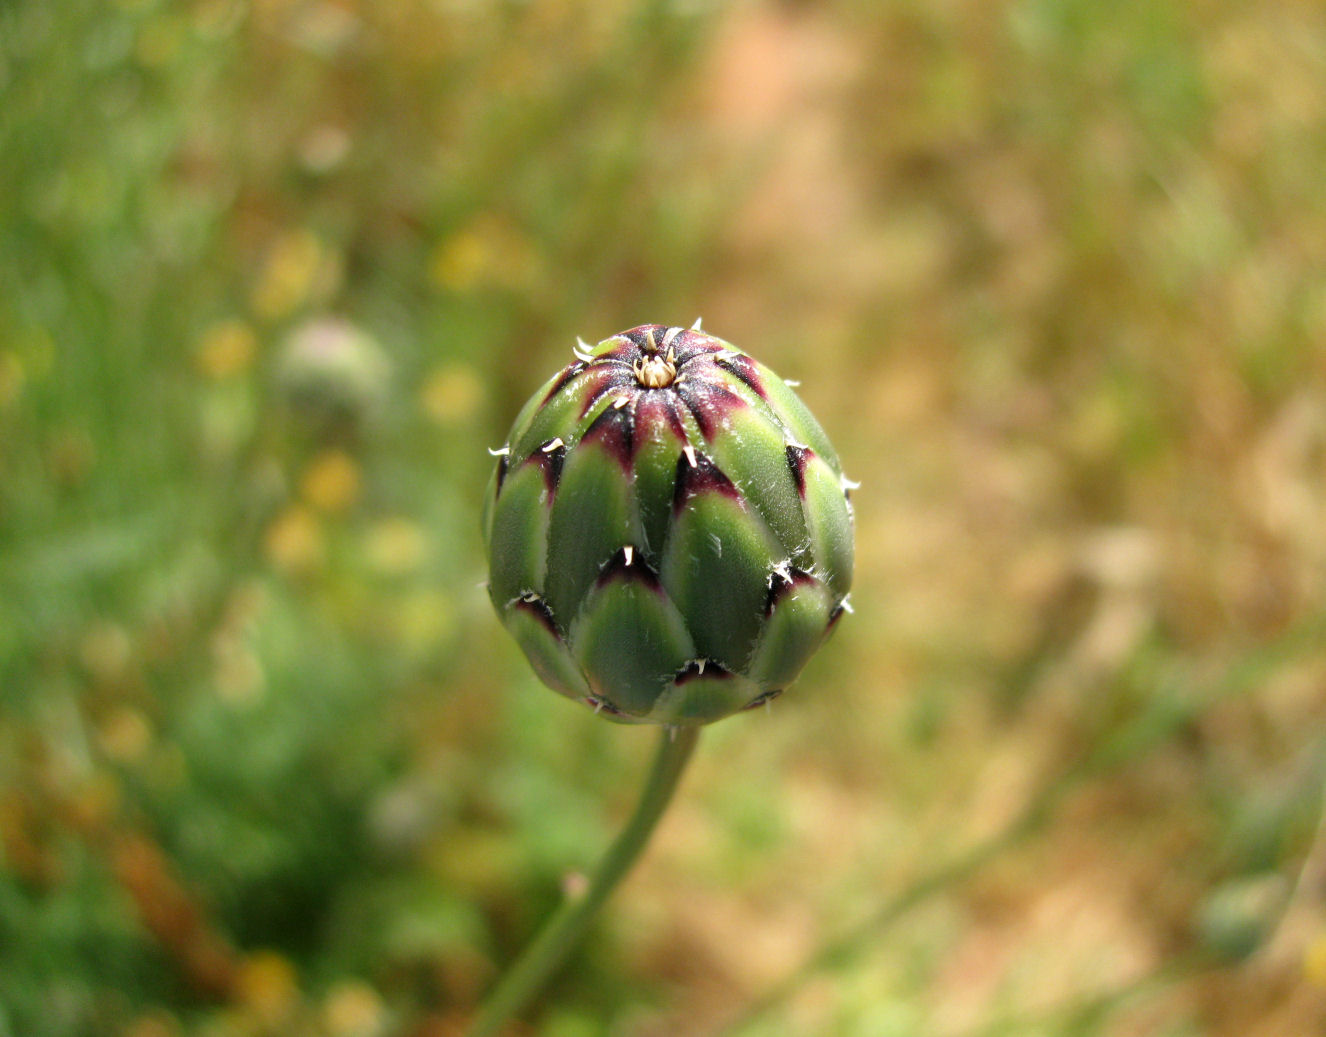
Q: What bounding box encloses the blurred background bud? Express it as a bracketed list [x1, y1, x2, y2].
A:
[1196, 874, 1291, 963]
[275, 317, 390, 439]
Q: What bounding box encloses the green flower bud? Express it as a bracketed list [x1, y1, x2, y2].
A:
[483, 324, 854, 726]
[277, 317, 390, 434]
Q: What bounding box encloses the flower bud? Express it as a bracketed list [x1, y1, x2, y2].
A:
[484, 324, 854, 725]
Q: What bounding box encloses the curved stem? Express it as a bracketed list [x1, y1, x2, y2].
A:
[467, 724, 701, 1037]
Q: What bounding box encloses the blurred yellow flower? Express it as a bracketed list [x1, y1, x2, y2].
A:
[420, 363, 484, 425]
[236, 950, 300, 1025]
[323, 980, 385, 1037]
[195, 319, 258, 379]
[365, 517, 428, 575]
[213, 643, 266, 707]
[264, 505, 325, 574]
[97, 707, 154, 764]
[1305, 931, 1326, 988]
[252, 229, 338, 320]
[430, 228, 488, 293]
[301, 450, 362, 513]
[429, 216, 536, 293]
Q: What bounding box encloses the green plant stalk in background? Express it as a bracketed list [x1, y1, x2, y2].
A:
[468, 725, 700, 1037]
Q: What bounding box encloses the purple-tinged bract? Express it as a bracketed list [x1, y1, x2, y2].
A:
[483, 324, 854, 725]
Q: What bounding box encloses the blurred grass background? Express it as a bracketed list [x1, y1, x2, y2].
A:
[2, 0, 1326, 1034]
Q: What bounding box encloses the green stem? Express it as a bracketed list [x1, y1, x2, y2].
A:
[467, 724, 701, 1037]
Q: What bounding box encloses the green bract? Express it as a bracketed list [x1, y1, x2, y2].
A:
[483, 324, 855, 726]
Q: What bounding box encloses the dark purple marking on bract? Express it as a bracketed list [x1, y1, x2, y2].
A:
[764, 567, 818, 616]
[595, 546, 660, 589]
[526, 439, 566, 495]
[633, 393, 686, 451]
[743, 688, 784, 710]
[676, 376, 746, 440]
[577, 365, 634, 417]
[581, 402, 634, 469]
[673, 451, 741, 512]
[674, 659, 732, 686]
[714, 353, 767, 400]
[493, 451, 510, 495]
[786, 444, 814, 497]
[511, 593, 559, 638]
[827, 602, 846, 631]
[666, 329, 720, 367]
[541, 362, 586, 407]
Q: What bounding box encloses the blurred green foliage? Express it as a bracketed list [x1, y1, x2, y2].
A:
[2, 1, 1326, 1035]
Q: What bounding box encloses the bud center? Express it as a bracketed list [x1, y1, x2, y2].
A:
[633, 354, 676, 389]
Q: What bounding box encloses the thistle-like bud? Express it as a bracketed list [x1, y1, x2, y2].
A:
[483, 324, 854, 725]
